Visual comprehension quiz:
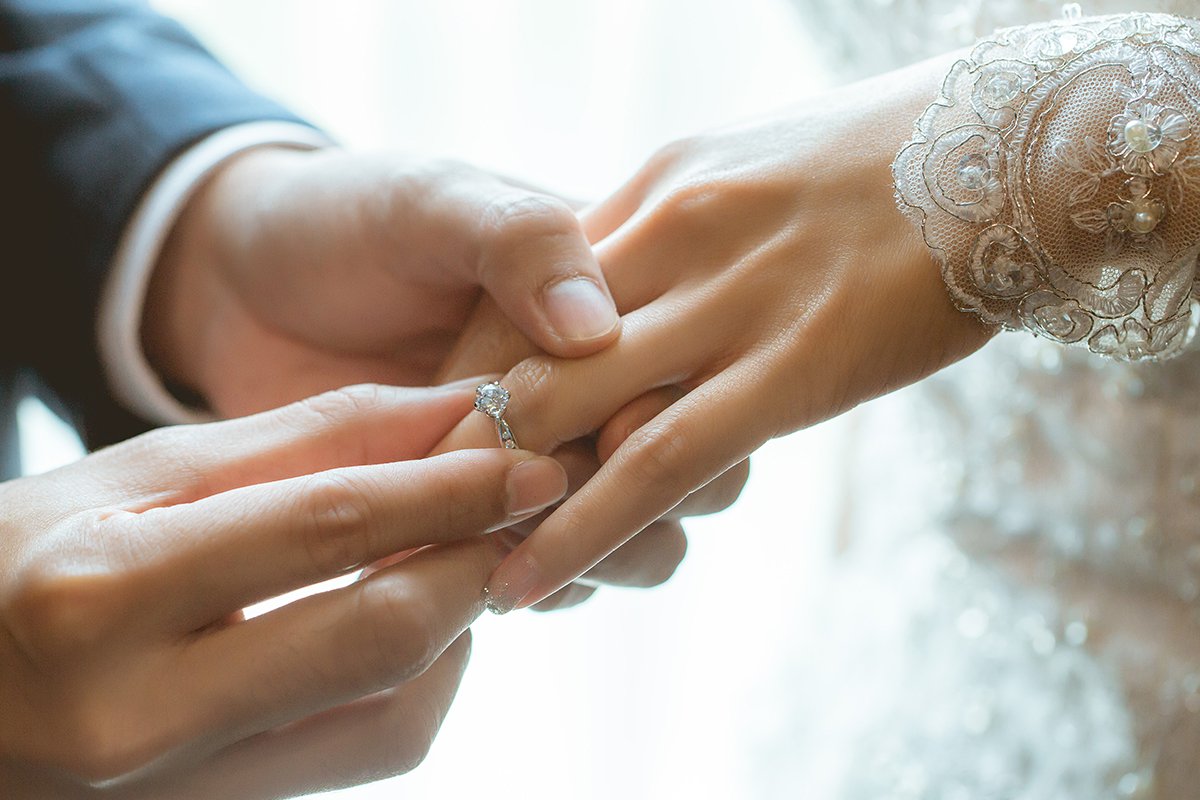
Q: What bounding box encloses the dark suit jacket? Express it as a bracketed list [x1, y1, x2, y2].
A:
[0, 0, 309, 479]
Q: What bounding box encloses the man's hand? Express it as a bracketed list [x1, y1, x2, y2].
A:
[143, 148, 621, 416]
[0, 384, 567, 798]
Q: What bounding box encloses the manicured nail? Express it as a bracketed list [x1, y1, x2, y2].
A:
[483, 552, 541, 615]
[489, 457, 566, 533]
[543, 278, 619, 342]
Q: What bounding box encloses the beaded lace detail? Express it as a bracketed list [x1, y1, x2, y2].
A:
[755, 3, 1200, 798]
[893, 12, 1200, 360]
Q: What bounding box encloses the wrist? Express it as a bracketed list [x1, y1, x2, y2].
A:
[141, 146, 304, 402]
[884, 54, 1002, 358]
[831, 53, 999, 374]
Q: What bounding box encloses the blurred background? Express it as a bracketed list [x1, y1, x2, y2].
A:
[22, 1, 858, 797]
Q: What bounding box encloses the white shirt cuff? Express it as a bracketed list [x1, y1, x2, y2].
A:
[98, 122, 333, 425]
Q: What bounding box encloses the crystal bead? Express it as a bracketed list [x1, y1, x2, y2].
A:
[981, 72, 1022, 107]
[1033, 30, 1077, 58]
[1124, 118, 1163, 153]
[1035, 305, 1077, 338]
[957, 153, 991, 189]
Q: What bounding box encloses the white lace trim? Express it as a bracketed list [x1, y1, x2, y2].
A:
[894, 11, 1200, 361]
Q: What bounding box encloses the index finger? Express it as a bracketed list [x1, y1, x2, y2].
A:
[481, 363, 776, 613]
[469, 192, 620, 357]
[118, 448, 566, 631]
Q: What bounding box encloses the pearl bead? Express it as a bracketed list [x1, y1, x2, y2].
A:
[1127, 198, 1163, 234]
[1124, 118, 1163, 153]
[1131, 211, 1158, 233]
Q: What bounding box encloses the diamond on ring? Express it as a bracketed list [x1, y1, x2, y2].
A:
[474, 382, 518, 449]
[474, 381, 510, 419]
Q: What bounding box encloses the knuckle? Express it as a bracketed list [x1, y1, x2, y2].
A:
[389, 700, 442, 775]
[647, 135, 702, 174]
[651, 177, 737, 234]
[6, 550, 123, 661]
[296, 471, 378, 576]
[125, 424, 192, 455]
[55, 702, 157, 785]
[292, 384, 387, 431]
[719, 460, 752, 507]
[357, 578, 441, 688]
[113, 426, 213, 499]
[618, 420, 691, 491]
[505, 355, 582, 447]
[482, 194, 579, 248]
[477, 195, 581, 283]
[695, 461, 751, 514]
[655, 180, 710, 219]
[646, 530, 689, 587]
[602, 526, 688, 589]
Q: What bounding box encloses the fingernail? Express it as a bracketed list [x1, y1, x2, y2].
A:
[543, 278, 619, 342]
[483, 552, 541, 615]
[492, 457, 567, 532]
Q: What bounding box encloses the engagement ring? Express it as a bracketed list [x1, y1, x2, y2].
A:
[474, 381, 518, 449]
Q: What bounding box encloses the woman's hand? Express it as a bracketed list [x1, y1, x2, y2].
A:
[433, 311, 750, 612]
[437, 53, 998, 612]
[143, 150, 621, 417]
[0, 384, 567, 798]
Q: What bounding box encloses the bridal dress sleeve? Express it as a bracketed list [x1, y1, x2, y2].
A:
[0, 0, 310, 448]
[893, 11, 1200, 361]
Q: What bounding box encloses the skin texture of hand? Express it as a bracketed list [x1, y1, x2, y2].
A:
[147, 143, 745, 612]
[143, 149, 622, 417]
[0, 384, 568, 798]
[434, 324, 750, 613]
[434, 52, 999, 613]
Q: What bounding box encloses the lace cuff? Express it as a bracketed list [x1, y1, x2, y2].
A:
[893, 10, 1200, 361]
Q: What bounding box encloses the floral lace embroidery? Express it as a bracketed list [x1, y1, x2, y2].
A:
[893, 11, 1200, 361]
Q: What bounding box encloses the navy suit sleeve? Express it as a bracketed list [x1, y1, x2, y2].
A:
[0, 0, 312, 447]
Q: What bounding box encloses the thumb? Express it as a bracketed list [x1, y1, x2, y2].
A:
[469, 190, 621, 358]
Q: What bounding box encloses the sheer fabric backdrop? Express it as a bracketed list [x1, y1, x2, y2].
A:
[22, 2, 871, 796]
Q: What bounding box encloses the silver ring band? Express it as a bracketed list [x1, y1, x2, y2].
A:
[474, 381, 519, 449]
